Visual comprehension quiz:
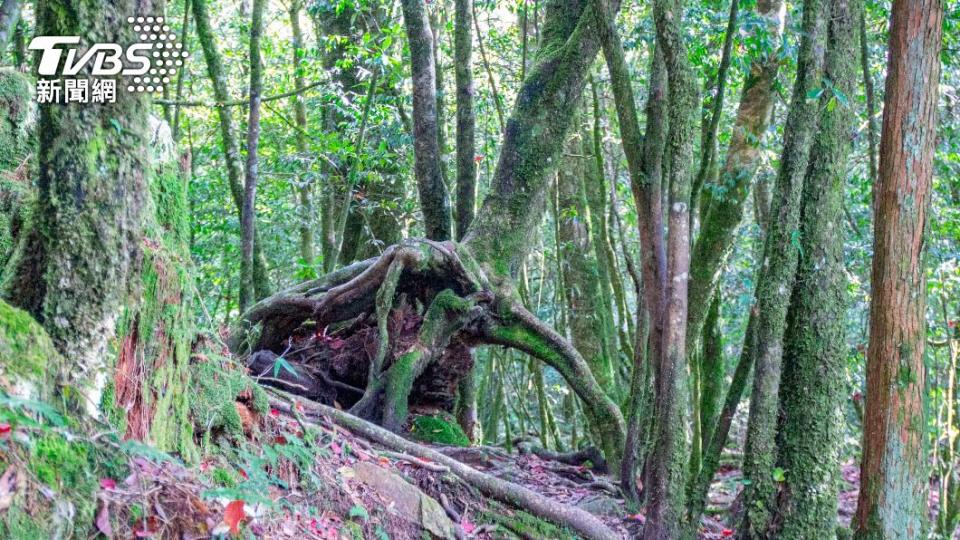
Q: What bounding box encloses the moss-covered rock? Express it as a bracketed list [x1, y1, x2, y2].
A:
[192, 354, 269, 445]
[409, 413, 470, 446]
[0, 299, 58, 400]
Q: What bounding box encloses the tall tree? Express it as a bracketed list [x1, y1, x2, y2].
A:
[1, 0, 149, 413]
[400, 0, 452, 241]
[643, 0, 699, 534]
[854, 0, 944, 536]
[738, 0, 828, 534]
[239, 0, 267, 312]
[454, 0, 476, 240]
[775, 0, 860, 535]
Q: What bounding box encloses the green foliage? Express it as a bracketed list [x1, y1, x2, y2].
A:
[0, 299, 57, 399]
[191, 355, 269, 443]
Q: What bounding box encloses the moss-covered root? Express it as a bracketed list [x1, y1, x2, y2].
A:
[381, 289, 487, 432]
[272, 393, 620, 540]
[484, 301, 626, 473]
[409, 413, 471, 446]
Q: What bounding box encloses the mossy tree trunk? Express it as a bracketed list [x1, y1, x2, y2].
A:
[1, 0, 153, 414]
[454, 0, 476, 241]
[738, 0, 828, 534]
[400, 0, 452, 241]
[642, 0, 699, 535]
[557, 116, 614, 393]
[774, 0, 859, 535]
[853, 0, 943, 537]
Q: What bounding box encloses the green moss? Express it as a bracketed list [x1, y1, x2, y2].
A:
[479, 502, 575, 540]
[211, 467, 238, 488]
[0, 506, 49, 539]
[409, 414, 470, 446]
[0, 69, 32, 172]
[192, 356, 269, 443]
[0, 299, 59, 398]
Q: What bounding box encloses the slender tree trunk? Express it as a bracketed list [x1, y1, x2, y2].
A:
[400, 0, 452, 241]
[454, 0, 476, 240]
[239, 0, 266, 312]
[557, 118, 614, 392]
[854, 1, 943, 537]
[194, 0, 272, 301]
[288, 0, 315, 272]
[859, 10, 878, 184]
[685, 0, 785, 353]
[775, 0, 860, 535]
[2, 0, 149, 414]
[643, 0, 699, 535]
[739, 0, 829, 534]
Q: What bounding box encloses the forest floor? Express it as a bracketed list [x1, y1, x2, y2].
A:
[27, 398, 898, 540]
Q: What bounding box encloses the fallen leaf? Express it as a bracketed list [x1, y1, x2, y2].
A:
[224, 500, 246, 536]
[99, 478, 117, 490]
[722, 529, 734, 537]
[0, 424, 10, 438]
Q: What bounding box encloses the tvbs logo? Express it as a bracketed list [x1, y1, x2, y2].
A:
[28, 16, 189, 103]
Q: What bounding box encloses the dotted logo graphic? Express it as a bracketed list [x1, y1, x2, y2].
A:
[125, 16, 189, 93]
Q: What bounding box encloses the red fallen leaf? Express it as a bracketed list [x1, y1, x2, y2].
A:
[625, 513, 645, 523]
[224, 500, 246, 536]
[949, 320, 957, 329]
[270, 408, 280, 417]
[461, 517, 477, 534]
[331, 441, 342, 456]
[378, 457, 391, 465]
[721, 529, 735, 537]
[474, 154, 484, 162]
[0, 424, 11, 438]
[99, 478, 117, 490]
[238, 468, 249, 480]
[134, 516, 160, 537]
[274, 435, 288, 445]
[294, 402, 304, 412]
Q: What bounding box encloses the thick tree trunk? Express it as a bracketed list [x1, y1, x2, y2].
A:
[685, 0, 785, 353]
[288, 0, 315, 272]
[400, 0, 452, 241]
[240, 0, 266, 312]
[774, 0, 859, 536]
[453, 0, 476, 241]
[739, 0, 829, 534]
[853, 0, 943, 537]
[193, 0, 272, 300]
[2, 0, 150, 414]
[643, 0, 699, 536]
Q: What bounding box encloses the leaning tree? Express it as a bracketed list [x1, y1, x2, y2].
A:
[231, 0, 629, 469]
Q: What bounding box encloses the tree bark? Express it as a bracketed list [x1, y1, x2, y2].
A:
[854, 0, 943, 537]
[2, 0, 150, 414]
[739, 0, 829, 535]
[643, 0, 699, 535]
[239, 0, 266, 313]
[454, 0, 476, 241]
[400, 0, 452, 241]
[775, 0, 860, 535]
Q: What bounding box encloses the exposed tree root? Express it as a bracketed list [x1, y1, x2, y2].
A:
[268, 391, 621, 540]
[232, 239, 626, 469]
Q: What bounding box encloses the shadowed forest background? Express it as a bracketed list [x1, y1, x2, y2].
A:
[0, 0, 957, 538]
